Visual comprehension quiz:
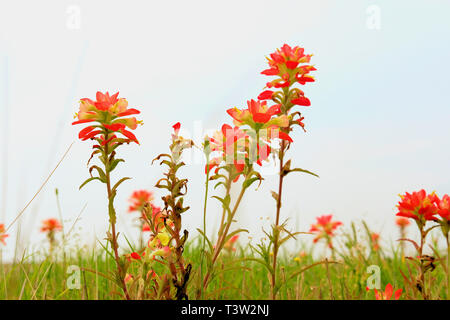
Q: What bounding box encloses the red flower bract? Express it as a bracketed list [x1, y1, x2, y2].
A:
[0, 223, 8, 245]
[128, 190, 154, 213]
[262, 44, 316, 89]
[40, 218, 62, 233]
[395, 217, 411, 227]
[374, 283, 403, 300]
[226, 99, 289, 130]
[309, 214, 342, 248]
[72, 91, 141, 144]
[396, 189, 438, 222]
[434, 194, 450, 221]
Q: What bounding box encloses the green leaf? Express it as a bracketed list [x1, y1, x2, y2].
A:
[224, 229, 249, 243]
[212, 194, 231, 209]
[285, 260, 339, 284]
[89, 165, 107, 182]
[111, 177, 131, 193]
[213, 181, 226, 190]
[196, 228, 213, 253]
[289, 167, 319, 178]
[109, 158, 124, 172]
[243, 258, 273, 274]
[243, 177, 260, 190]
[79, 177, 102, 190]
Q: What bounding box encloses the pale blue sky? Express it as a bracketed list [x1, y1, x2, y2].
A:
[0, 0, 449, 259]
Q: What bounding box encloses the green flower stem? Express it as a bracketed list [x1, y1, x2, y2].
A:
[271, 86, 291, 299]
[271, 138, 286, 300]
[217, 169, 233, 238]
[447, 232, 449, 300]
[202, 184, 246, 293]
[418, 225, 427, 300]
[103, 134, 130, 300]
[199, 156, 211, 299]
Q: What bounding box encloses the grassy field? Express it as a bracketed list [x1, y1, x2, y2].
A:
[1, 222, 448, 300]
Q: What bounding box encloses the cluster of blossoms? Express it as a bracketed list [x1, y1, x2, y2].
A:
[395, 189, 450, 299]
[204, 44, 316, 180]
[367, 283, 403, 300]
[199, 44, 318, 300]
[40, 218, 62, 233]
[123, 188, 177, 298]
[223, 235, 239, 253]
[128, 190, 162, 232]
[261, 44, 315, 89]
[124, 123, 193, 299]
[371, 233, 380, 251]
[396, 189, 450, 232]
[73, 91, 141, 145]
[0, 223, 8, 245]
[309, 214, 343, 249]
[40, 218, 62, 254]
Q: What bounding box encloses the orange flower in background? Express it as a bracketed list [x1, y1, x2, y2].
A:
[309, 214, 342, 248]
[223, 235, 239, 252]
[72, 91, 141, 144]
[40, 218, 62, 233]
[374, 283, 403, 300]
[396, 189, 438, 222]
[395, 217, 411, 228]
[128, 190, 155, 213]
[0, 223, 8, 245]
[371, 233, 380, 251]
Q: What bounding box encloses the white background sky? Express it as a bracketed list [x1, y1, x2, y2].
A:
[0, 0, 449, 260]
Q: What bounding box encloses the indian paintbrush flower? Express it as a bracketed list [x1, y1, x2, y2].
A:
[396, 189, 438, 226]
[373, 283, 403, 300]
[395, 189, 439, 299]
[73, 91, 142, 300]
[0, 223, 8, 245]
[310, 214, 342, 249]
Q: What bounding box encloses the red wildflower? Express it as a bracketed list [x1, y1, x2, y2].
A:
[130, 252, 141, 260]
[257, 90, 274, 101]
[262, 44, 316, 88]
[291, 96, 311, 106]
[309, 214, 342, 248]
[128, 190, 154, 213]
[371, 233, 380, 251]
[224, 235, 239, 252]
[374, 283, 403, 300]
[227, 99, 289, 130]
[396, 190, 438, 222]
[142, 223, 151, 232]
[40, 218, 62, 233]
[395, 217, 411, 228]
[205, 124, 248, 181]
[434, 194, 450, 221]
[0, 223, 8, 245]
[72, 91, 141, 144]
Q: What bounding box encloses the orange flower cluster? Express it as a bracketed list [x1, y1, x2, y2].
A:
[309, 214, 342, 248]
[0, 223, 8, 245]
[73, 91, 141, 145]
[40, 218, 62, 233]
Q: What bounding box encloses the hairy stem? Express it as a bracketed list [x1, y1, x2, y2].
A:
[418, 226, 427, 300]
[271, 139, 286, 299]
[202, 185, 246, 294]
[104, 139, 130, 300]
[199, 162, 211, 299]
[447, 232, 449, 300]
